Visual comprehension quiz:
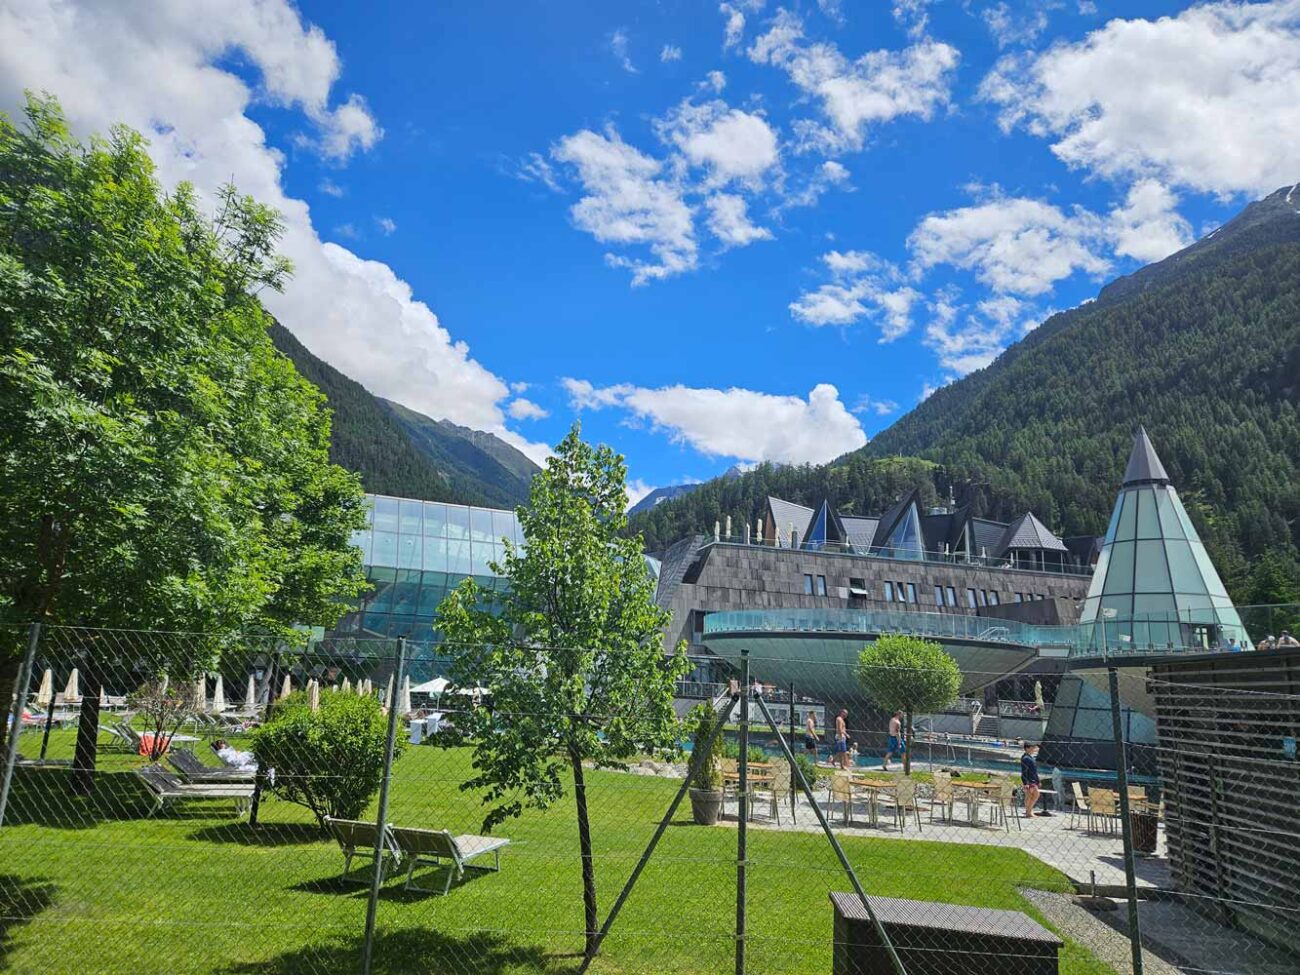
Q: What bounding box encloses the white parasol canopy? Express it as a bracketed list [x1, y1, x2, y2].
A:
[211, 675, 226, 714]
[410, 677, 450, 695]
[63, 668, 80, 702]
[36, 669, 52, 708]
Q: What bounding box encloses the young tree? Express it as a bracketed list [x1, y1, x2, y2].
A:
[856, 636, 961, 775]
[0, 96, 368, 763]
[126, 679, 196, 762]
[437, 424, 689, 959]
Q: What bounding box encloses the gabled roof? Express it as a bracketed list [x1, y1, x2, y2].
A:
[996, 511, 1069, 554]
[970, 518, 1009, 557]
[840, 516, 879, 551]
[1123, 426, 1171, 486]
[870, 489, 921, 549]
[767, 496, 814, 546]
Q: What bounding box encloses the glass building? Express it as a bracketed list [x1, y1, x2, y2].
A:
[330, 494, 522, 642]
[1078, 427, 1250, 652]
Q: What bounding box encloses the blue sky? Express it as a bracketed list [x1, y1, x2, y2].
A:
[5, 1, 1299, 503]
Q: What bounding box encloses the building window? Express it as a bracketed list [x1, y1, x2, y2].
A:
[907, 582, 918, 604]
[849, 577, 868, 598]
[976, 589, 987, 607]
[895, 581, 906, 602]
[816, 575, 827, 596]
[966, 588, 978, 609]
[988, 591, 999, 606]
[934, 585, 944, 605]
[884, 581, 895, 602]
[1015, 592, 1023, 603]
[803, 574, 814, 595]
[945, 586, 957, 607]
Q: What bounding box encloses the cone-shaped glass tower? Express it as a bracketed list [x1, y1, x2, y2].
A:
[1079, 427, 1249, 653]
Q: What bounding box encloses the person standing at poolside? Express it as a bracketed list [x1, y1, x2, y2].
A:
[834, 709, 850, 770]
[1021, 742, 1042, 818]
[882, 710, 905, 770]
[804, 711, 820, 761]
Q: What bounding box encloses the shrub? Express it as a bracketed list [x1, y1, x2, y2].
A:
[251, 690, 402, 826]
[720, 739, 768, 765]
[688, 703, 721, 791]
[791, 751, 819, 791]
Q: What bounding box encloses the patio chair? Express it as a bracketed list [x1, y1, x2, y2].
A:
[720, 757, 739, 801]
[929, 772, 955, 824]
[134, 765, 253, 817]
[752, 761, 793, 824]
[1068, 782, 1090, 830]
[992, 777, 1022, 832]
[115, 721, 143, 753]
[324, 817, 403, 884]
[886, 778, 923, 833]
[829, 773, 856, 825]
[390, 826, 509, 894]
[168, 749, 256, 783]
[1089, 788, 1119, 834]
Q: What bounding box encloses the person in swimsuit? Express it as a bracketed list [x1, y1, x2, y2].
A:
[804, 712, 819, 760]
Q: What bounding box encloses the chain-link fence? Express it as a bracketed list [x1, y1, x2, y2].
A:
[2, 623, 1298, 974]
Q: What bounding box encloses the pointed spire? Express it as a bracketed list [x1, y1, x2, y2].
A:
[1123, 426, 1170, 486]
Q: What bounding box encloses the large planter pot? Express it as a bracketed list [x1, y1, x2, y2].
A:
[689, 787, 724, 826]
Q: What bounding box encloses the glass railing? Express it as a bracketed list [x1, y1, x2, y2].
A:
[702, 608, 1058, 646]
[697, 536, 1093, 576]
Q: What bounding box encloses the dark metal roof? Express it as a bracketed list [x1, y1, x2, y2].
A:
[996, 511, 1069, 553]
[766, 497, 813, 546]
[1123, 425, 1171, 486]
[870, 489, 920, 549]
[970, 518, 1008, 557]
[840, 516, 879, 550]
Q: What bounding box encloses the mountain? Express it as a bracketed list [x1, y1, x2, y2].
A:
[269, 323, 538, 508]
[628, 465, 751, 517]
[630, 186, 1300, 595]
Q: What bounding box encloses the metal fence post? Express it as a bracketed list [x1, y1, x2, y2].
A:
[736, 650, 750, 975]
[1108, 665, 1145, 975]
[0, 622, 41, 827]
[361, 636, 407, 975]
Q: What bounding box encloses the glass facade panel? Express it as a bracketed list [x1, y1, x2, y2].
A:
[1133, 540, 1171, 593]
[886, 504, 924, 560]
[446, 537, 473, 576]
[445, 505, 470, 539]
[1153, 490, 1185, 540]
[1164, 539, 1204, 595]
[421, 536, 449, 572]
[371, 531, 399, 567]
[1116, 489, 1137, 542]
[373, 495, 400, 533]
[1134, 489, 1160, 539]
[399, 499, 424, 534]
[491, 509, 517, 541]
[1102, 541, 1135, 594]
[423, 503, 449, 537]
[470, 508, 495, 542]
[397, 533, 422, 570]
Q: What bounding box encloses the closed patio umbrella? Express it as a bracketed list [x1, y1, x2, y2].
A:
[99, 686, 108, 708]
[245, 675, 256, 709]
[309, 679, 320, 712]
[280, 674, 292, 699]
[194, 676, 207, 712]
[341, 677, 352, 695]
[384, 673, 394, 709]
[212, 675, 226, 714]
[399, 675, 412, 716]
[36, 669, 52, 708]
[160, 674, 169, 695]
[63, 669, 80, 702]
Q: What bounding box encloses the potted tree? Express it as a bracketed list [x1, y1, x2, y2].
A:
[687, 703, 724, 825]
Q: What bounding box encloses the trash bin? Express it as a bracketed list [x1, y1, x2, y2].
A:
[1130, 810, 1158, 854]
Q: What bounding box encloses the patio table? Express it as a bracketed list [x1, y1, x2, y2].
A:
[951, 781, 1001, 825]
[850, 777, 897, 827]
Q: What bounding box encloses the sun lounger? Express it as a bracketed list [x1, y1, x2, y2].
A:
[323, 817, 402, 884]
[134, 765, 253, 817]
[168, 749, 256, 783]
[390, 826, 509, 894]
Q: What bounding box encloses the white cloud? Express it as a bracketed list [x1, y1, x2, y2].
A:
[609, 28, 637, 73]
[318, 178, 344, 197]
[979, 2, 1049, 49]
[979, 2, 1300, 196]
[625, 478, 656, 510]
[1107, 179, 1193, 263]
[0, 0, 547, 461]
[719, 2, 755, 50]
[922, 292, 1043, 376]
[892, 0, 932, 38]
[818, 0, 845, 25]
[316, 92, 381, 159]
[552, 127, 697, 285]
[375, 216, 396, 235]
[748, 10, 959, 153]
[704, 69, 727, 92]
[507, 398, 549, 421]
[706, 194, 773, 247]
[656, 98, 780, 186]
[334, 222, 359, 240]
[660, 44, 683, 62]
[908, 192, 1109, 295]
[563, 379, 866, 464]
[510, 381, 530, 394]
[790, 250, 920, 339]
[852, 395, 899, 416]
[517, 151, 562, 192]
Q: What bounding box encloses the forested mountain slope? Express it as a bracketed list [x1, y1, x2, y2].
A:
[270, 323, 537, 508]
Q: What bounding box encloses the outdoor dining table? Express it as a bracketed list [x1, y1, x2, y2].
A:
[950, 780, 1001, 826]
[722, 762, 775, 820]
[850, 777, 897, 827]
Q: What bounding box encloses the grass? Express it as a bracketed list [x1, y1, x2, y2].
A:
[0, 726, 1113, 974]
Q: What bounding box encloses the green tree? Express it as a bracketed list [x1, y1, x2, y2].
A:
[436, 424, 689, 959]
[0, 95, 367, 760]
[856, 636, 961, 775]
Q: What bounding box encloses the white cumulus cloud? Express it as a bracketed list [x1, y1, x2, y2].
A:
[979, 2, 1300, 196]
[748, 9, 959, 153]
[0, 0, 550, 465]
[657, 99, 780, 186]
[660, 44, 683, 62]
[1107, 179, 1194, 263]
[507, 398, 549, 421]
[706, 194, 773, 247]
[789, 250, 920, 340]
[563, 379, 866, 464]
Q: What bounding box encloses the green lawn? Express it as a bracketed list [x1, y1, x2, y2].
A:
[0, 728, 1111, 974]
